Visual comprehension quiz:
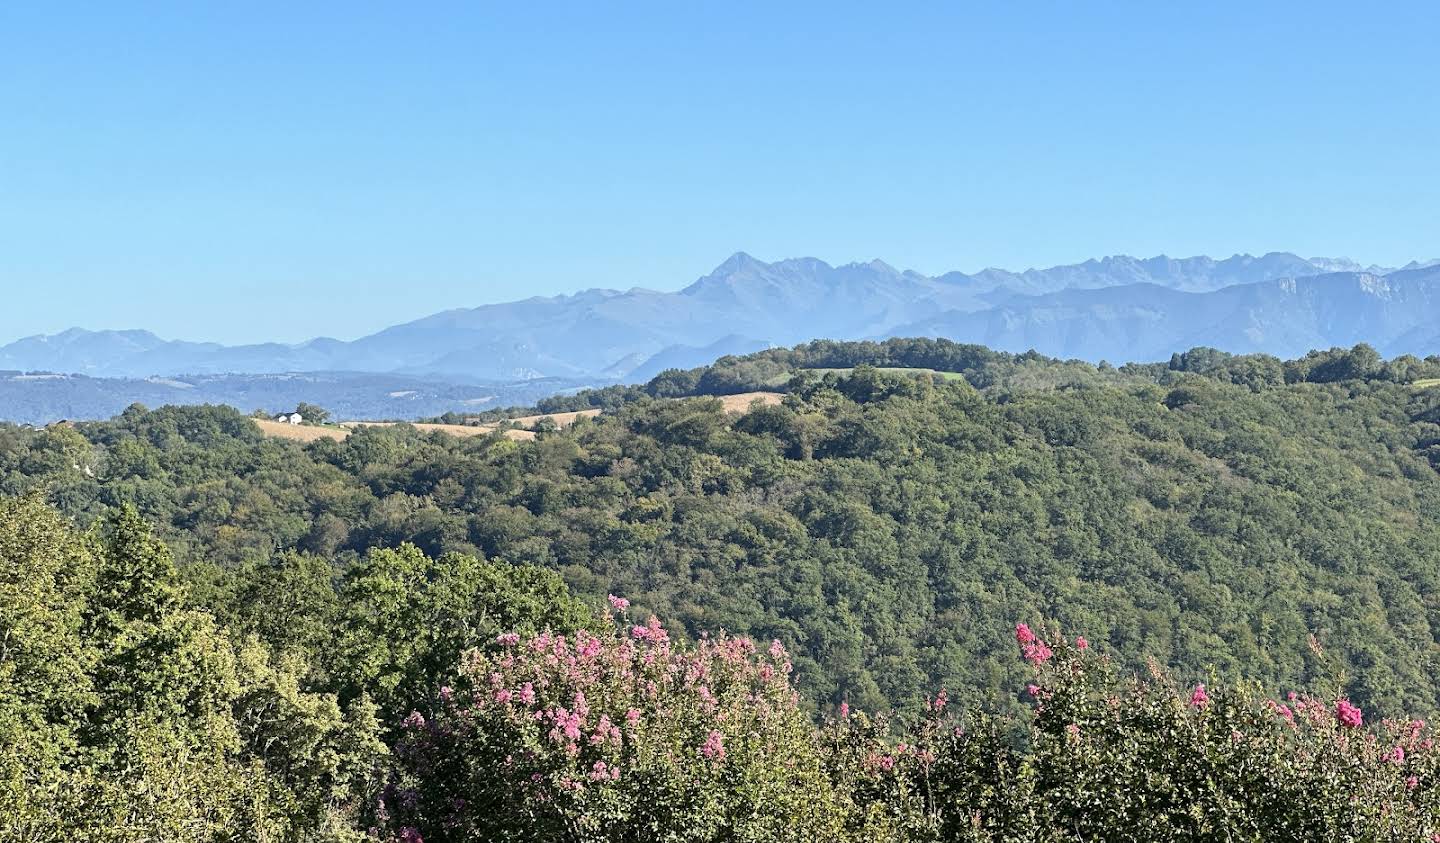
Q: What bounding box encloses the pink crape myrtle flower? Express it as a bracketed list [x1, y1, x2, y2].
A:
[700, 729, 726, 761]
[1015, 623, 1037, 645]
[1336, 699, 1364, 728]
[1074, 635, 1089, 651]
[1189, 685, 1209, 708]
[607, 594, 630, 612]
[631, 615, 670, 644]
[589, 760, 620, 782]
[1022, 641, 1053, 664]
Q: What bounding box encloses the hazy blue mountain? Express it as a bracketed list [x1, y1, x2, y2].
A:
[4, 251, 1435, 381]
[889, 267, 1440, 362]
[939, 251, 1356, 296]
[616, 335, 772, 384]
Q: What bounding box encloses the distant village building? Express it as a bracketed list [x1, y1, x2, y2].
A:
[275, 412, 304, 425]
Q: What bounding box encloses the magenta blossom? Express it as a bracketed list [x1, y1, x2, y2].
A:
[1015, 623, 1037, 645]
[1189, 685, 1209, 708]
[1336, 699, 1364, 728]
[1022, 641, 1053, 664]
[1074, 635, 1089, 651]
[607, 594, 630, 612]
[700, 729, 726, 761]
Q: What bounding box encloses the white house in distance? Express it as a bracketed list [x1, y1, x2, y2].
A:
[274, 412, 304, 425]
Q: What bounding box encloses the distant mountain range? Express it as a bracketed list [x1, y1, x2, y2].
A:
[5, 252, 1440, 384]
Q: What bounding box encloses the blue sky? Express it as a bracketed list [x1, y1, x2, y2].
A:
[1, 2, 1436, 344]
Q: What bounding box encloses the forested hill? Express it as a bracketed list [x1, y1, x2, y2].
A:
[5, 339, 1440, 720]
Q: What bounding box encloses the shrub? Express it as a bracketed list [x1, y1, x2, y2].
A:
[377, 605, 847, 842]
[858, 624, 1440, 841]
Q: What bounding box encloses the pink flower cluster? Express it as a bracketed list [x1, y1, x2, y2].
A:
[630, 615, 670, 644]
[700, 729, 726, 761]
[383, 603, 810, 838]
[1336, 699, 1364, 729]
[1015, 623, 1053, 664]
[1015, 623, 1036, 644]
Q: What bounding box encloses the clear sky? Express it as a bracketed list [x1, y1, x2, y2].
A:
[2, 2, 1436, 345]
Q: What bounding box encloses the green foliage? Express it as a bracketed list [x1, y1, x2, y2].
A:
[296, 402, 332, 426]
[328, 543, 594, 718]
[5, 342, 1440, 721]
[0, 499, 578, 840]
[7, 339, 1440, 837]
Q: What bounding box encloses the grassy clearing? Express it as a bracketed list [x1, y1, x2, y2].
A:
[259, 408, 603, 444]
[716, 391, 784, 412]
[1413, 378, 1440, 390]
[253, 419, 348, 442]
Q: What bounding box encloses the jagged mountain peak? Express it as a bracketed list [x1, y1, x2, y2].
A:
[6, 251, 1436, 381]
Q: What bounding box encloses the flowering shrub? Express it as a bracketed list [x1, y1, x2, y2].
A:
[376, 605, 1440, 842]
[847, 624, 1440, 841]
[376, 606, 845, 842]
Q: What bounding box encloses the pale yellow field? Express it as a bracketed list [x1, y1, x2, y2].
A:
[259, 407, 601, 443]
[257, 398, 778, 445]
[485, 409, 602, 428]
[717, 391, 784, 412]
[254, 419, 349, 442]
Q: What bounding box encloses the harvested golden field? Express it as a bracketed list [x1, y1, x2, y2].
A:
[487, 408, 601, 428]
[717, 391, 784, 412]
[253, 419, 349, 442]
[258, 408, 601, 444]
[256, 399, 775, 445]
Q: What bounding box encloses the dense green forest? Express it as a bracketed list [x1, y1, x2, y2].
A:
[5, 339, 1440, 716]
[6, 338, 1440, 839]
